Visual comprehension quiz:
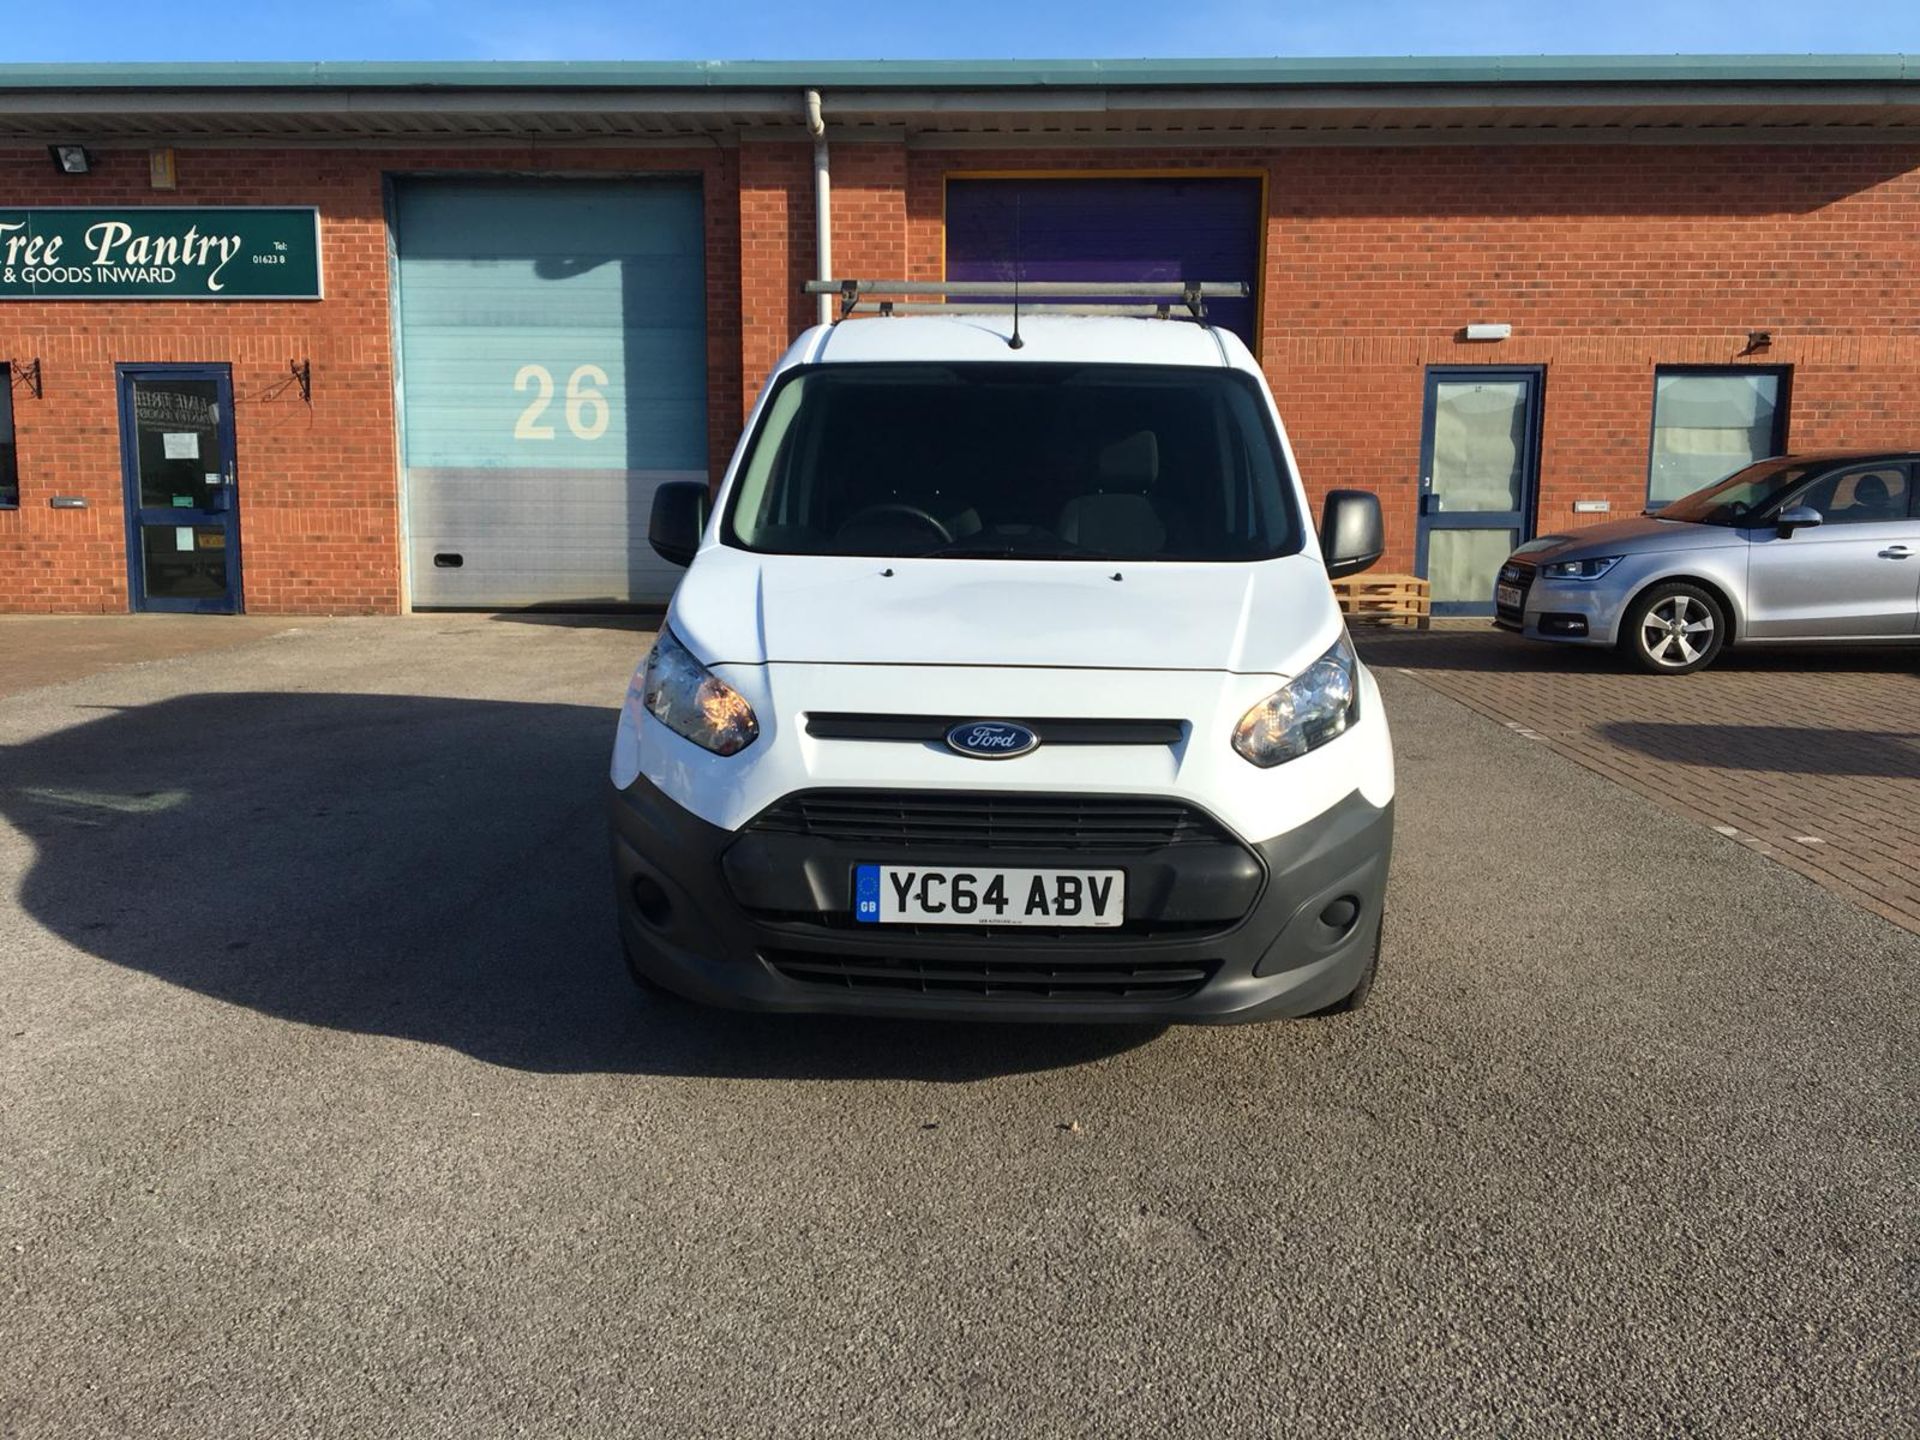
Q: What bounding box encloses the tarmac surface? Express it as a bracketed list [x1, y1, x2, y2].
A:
[0, 616, 1913, 1437]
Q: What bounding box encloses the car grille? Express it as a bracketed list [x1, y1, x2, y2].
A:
[762, 947, 1219, 1002]
[1495, 559, 1535, 628]
[744, 790, 1238, 853]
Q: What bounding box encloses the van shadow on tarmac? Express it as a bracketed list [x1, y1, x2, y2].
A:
[4, 692, 1156, 1080]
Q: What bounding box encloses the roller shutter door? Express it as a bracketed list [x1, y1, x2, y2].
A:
[945, 176, 1261, 349]
[394, 178, 707, 607]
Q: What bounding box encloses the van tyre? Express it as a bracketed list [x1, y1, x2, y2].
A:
[620, 933, 678, 1001]
[1621, 581, 1727, 675]
[1307, 913, 1382, 1017]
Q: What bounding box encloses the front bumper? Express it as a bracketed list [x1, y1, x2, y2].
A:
[1493, 560, 1621, 647]
[610, 777, 1393, 1024]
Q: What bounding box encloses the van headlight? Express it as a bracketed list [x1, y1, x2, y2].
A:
[1231, 634, 1359, 768]
[639, 627, 759, 757]
[1541, 556, 1622, 580]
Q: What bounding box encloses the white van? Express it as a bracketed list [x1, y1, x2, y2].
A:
[610, 292, 1394, 1022]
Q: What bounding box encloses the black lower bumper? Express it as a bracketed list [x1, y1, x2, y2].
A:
[609, 778, 1393, 1025]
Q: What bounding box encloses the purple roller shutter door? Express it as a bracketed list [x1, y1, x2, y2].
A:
[945, 177, 1262, 347]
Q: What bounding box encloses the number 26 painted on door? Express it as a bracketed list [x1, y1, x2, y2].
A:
[513, 364, 611, 442]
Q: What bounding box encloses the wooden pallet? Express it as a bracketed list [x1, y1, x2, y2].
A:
[1332, 573, 1431, 630]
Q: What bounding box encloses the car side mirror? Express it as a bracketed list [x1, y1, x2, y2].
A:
[1775, 504, 1823, 537]
[649, 481, 710, 567]
[1320, 490, 1386, 578]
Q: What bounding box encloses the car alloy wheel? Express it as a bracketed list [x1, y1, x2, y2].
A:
[1623, 582, 1728, 675]
[1641, 594, 1716, 669]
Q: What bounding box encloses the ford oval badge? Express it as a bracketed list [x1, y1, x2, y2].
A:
[945, 720, 1039, 760]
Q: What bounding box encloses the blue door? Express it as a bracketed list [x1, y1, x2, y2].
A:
[119, 365, 243, 614]
[1416, 367, 1544, 617]
[945, 177, 1262, 349]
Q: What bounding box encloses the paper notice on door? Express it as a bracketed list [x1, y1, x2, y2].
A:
[175, 526, 195, 552]
[205, 472, 225, 486]
[163, 431, 200, 460]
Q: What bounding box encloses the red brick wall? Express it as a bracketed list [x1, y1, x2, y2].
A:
[4, 134, 1917, 611]
[0, 144, 739, 613]
[896, 144, 1920, 572]
[737, 142, 814, 428]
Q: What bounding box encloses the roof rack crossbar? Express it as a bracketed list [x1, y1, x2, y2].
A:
[804, 277, 1248, 323]
[857, 302, 1190, 318]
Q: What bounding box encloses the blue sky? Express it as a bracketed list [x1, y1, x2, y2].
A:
[3, 1, 1917, 63]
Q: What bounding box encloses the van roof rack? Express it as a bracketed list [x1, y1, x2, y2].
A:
[802, 278, 1249, 323]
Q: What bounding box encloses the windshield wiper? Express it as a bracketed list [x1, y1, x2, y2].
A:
[917, 542, 1082, 560]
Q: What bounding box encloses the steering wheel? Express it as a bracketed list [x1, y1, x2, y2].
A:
[833, 503, 955, 549]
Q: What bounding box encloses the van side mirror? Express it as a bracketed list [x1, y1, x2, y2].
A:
[1320, 490, 1385, 578]
[1775, 504, 1823, 537]
[649, 481, 711, 567]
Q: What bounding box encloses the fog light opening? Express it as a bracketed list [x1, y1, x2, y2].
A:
[1318, 895, 1362, 938]
[1540, 613, 1589, 637]
[630, 873, 673, 929]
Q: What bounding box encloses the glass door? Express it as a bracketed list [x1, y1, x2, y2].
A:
[1416, 368, 1544, 617]
[118, 365, 242, 613]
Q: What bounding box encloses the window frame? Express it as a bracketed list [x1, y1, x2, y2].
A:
[0, 362, 18, 510]
[1645, 364, 1793, 511]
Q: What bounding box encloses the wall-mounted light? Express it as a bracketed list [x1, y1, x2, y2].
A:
[48, 144, 92, 176]
[1462, 322, 1512, 342]
[1741, 330, 1773, 356]
[149, 147, 177, 190]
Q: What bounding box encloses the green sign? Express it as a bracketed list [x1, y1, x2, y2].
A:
[0, 207, 321, 300]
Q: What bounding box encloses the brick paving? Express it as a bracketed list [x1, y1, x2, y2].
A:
[1356, 622, 1920, 936]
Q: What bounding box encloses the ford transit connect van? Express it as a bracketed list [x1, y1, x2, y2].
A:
[609, 298, 1394, 1023]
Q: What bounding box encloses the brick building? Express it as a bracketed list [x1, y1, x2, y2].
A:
[1, 56, 1916, 616]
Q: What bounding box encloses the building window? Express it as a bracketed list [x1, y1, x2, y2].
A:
[1647, 366, 1790, 508]
[0, 365, 17, 508]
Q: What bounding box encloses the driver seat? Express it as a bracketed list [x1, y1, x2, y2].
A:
[1055, 430, 1167, 558]
[1846, 470, 1902, 520]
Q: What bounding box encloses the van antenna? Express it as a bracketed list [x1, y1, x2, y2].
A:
[1008, 194, 1025, 351]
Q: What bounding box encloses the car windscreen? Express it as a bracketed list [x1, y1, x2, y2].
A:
[1657, 458, 1821, 526]
[721, 363, 1304, 562]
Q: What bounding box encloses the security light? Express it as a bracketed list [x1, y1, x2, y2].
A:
[48, 144, 92, 175]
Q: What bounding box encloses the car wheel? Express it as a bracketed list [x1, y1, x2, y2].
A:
[1306, 912, 1382, 1017]
[1621, 582, 1728, 675]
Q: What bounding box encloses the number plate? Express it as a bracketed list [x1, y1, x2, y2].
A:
[854, 864, 1125, 928]
[1496, 583, 1524, 609]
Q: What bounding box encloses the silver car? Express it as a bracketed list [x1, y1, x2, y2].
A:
[1496, 452, 1920, 674]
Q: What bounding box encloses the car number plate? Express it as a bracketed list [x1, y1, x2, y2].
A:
[1496, 583, 1524, 609]
[854, 864, 1125, 927]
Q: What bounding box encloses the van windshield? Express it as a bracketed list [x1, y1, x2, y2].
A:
[722, 363, 1304, 561]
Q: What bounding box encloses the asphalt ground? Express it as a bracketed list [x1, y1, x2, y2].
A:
[1, 616, 1914, 1438]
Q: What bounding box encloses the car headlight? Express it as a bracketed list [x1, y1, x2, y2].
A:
[1541, 556, 1623, 580]
[639, 627, 759, 757]
[1232, 633, 1359, 768]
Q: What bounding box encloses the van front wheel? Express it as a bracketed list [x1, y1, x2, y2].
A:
[1621, 582, 1727, 675]
[1305, 913, 1382, 1017]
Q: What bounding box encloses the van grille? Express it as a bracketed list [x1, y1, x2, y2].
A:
[762, 948, 1217, 1001]
[744, 790, 1236, 853]
[805, 714, 1183, 745]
